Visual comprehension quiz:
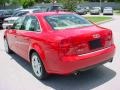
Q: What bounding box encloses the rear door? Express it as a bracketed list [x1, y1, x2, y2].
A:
[15, 16, 41, 60]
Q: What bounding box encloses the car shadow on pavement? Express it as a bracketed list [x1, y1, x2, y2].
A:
[10, 53, 116, 90]
[10, 53, 32, 73]
[42, 66, 116, 90]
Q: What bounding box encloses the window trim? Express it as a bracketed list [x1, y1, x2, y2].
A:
[11, 15, 42, 33]
[21, 15, 42, 32]
[33, 15, 43, 32]
[11, 16, 25, 30]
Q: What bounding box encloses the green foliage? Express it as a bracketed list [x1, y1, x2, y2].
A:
[35, 0, 50, 3]
[115, 0, 120, 2]
[10, 0, 51, 8]
[0, 0, 80, 10]
[19, 0, 35, 8]
[0, 0, 9, 6]
[11, 0, 19, 5]
[44, 0, 51, 3]
[58, 0, 77, 11]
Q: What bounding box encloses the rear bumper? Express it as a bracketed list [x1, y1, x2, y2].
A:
[90, 12, 100, 15]
[2, 23, 13, 29]
[103, 12, 113, 15]
[52, 45, 115, 74]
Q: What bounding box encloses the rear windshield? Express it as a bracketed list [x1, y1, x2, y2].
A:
[51, 6, 63, 11]
[45, 14, 92, 30]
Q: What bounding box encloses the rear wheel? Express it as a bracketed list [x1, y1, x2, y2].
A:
[31, 52, 48, 80]
[4, 39, 12, 54]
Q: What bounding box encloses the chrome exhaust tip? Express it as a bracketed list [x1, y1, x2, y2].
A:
[74, 72, 80, 76]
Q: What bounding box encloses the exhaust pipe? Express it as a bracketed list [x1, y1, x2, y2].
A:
[74, 71, 80, 76]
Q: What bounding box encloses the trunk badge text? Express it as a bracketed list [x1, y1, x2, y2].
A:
[92, 34, 101, 38]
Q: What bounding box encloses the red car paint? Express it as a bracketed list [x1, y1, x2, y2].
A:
[4, 12, 115, 74]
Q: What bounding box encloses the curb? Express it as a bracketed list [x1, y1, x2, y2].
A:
[96, 18, 114, 25]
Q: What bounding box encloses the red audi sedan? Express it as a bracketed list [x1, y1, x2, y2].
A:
[4, 11, 115, 80]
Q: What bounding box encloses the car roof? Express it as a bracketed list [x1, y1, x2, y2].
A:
[5, 17, 19, 21]
[20, 9, 39, 12]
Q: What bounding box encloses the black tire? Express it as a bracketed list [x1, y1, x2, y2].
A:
[4, 39, 12, 54]
[31, 52, 48, 80]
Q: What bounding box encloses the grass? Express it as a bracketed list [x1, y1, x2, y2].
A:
[85, 16, 112, 23]
[114, 10, 120, 15]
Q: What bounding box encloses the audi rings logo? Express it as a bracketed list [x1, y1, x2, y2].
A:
[92, 34, 101, 38]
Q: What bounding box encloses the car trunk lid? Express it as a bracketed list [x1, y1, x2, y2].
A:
[51, 25, 113, 55]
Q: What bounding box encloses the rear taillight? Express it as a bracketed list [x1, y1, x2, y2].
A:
[75, 43, 88, 54]
[4, 20, 8, 23]
[59, 39, 71, 54]
[104, 31, 113, 47]
[106, 31, 112, 41]
[59, 39, 88, 55]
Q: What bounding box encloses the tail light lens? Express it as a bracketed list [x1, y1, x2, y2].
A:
[106, 31, 112, 41]
[4, 20, 8, 23]
[59, 39, 87, 55]
[105, 31, 113, 46]
[59, 39, 71, 54]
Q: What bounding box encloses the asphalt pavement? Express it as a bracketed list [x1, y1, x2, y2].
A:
[0, 15, 120, 90]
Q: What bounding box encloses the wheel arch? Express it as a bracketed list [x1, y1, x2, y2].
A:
[29, 44, 49, 72]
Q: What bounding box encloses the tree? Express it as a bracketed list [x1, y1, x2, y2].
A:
[58, 0, 78, 11]
[0, 0, 9, 6]
[10, 0, 51, 8]
[115, 0, 120, 12]
[44, 0, 51, 3]
[19, 0, 35, 8]
[115, 0, 120, 2]
[10, 0, 19, 5]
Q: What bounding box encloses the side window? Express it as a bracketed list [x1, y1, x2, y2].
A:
[17, 11, 28, 16]
[21, 16, 40, 32]
[47, 7, 50, 11]
[29, 16, 40, 31]
[21, 16, 30, 30]
[12, 17, 25, 30]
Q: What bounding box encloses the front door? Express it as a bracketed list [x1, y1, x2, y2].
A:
[7, 17, 25, 52]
